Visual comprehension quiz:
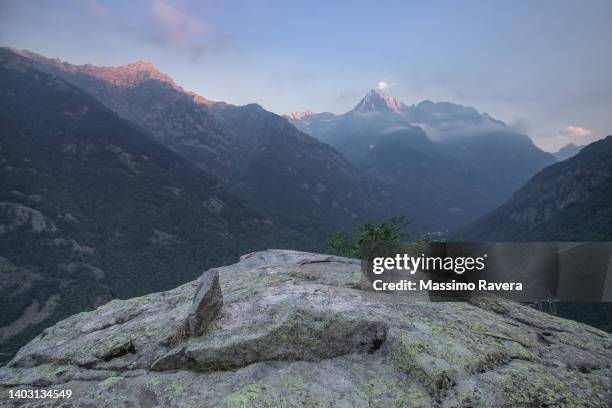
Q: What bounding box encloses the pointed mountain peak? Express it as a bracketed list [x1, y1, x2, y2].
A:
[353, 89, 404, 113]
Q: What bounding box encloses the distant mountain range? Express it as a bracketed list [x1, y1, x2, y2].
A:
[10, 48, 388, 242]
[553, 142, 584, 162]
[14, 47, 557, 233]
[287, 89, 555, 230]
[0, 49, 304, 362]
[454, 135, 612, 241]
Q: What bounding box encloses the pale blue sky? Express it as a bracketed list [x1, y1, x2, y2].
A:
[1, 0, 611, 151]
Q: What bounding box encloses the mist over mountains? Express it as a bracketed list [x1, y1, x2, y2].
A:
[287, 89, 555, 230]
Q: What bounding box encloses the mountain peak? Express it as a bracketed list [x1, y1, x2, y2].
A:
[553, 142, 584, 161]
[85, 60, 176, 88]
[285, 110, 314, 120]
[118, 60, 167, 76]
[353, 89, 404, 113]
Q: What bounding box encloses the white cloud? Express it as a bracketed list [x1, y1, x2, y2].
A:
[377, 81, 389, 91]
[151, 0, 206, 48]
[145, 0, 231, 60]
[559, 126, 593, 137]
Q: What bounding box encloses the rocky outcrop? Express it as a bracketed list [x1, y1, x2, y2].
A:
[187, 269, 222, 337]
[1, 250, 611, 407]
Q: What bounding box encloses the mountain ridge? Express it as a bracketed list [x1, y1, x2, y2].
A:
[7, 48, 389, 241]
[553, 142, 584, 162]
[454, 135, 612, 241]
[9, 48, 178, 89]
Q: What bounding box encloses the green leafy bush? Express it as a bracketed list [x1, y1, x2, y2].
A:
[328, 216, 425, 258]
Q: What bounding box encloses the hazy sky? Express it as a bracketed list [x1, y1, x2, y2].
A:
[1, 0, 611, 151]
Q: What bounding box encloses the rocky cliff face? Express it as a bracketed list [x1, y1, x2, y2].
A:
[2, 250, 610, 407]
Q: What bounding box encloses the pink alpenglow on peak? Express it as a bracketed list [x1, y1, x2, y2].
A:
[285, 110, 314, 120]
[353, 89, 404, 113]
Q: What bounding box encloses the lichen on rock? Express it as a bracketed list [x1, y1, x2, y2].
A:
[1, 250, 610, 407]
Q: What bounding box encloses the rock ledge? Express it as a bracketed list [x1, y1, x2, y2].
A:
[1, 250, 610, 407]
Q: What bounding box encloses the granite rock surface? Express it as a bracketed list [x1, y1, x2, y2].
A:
[1, 250, 610, 407]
